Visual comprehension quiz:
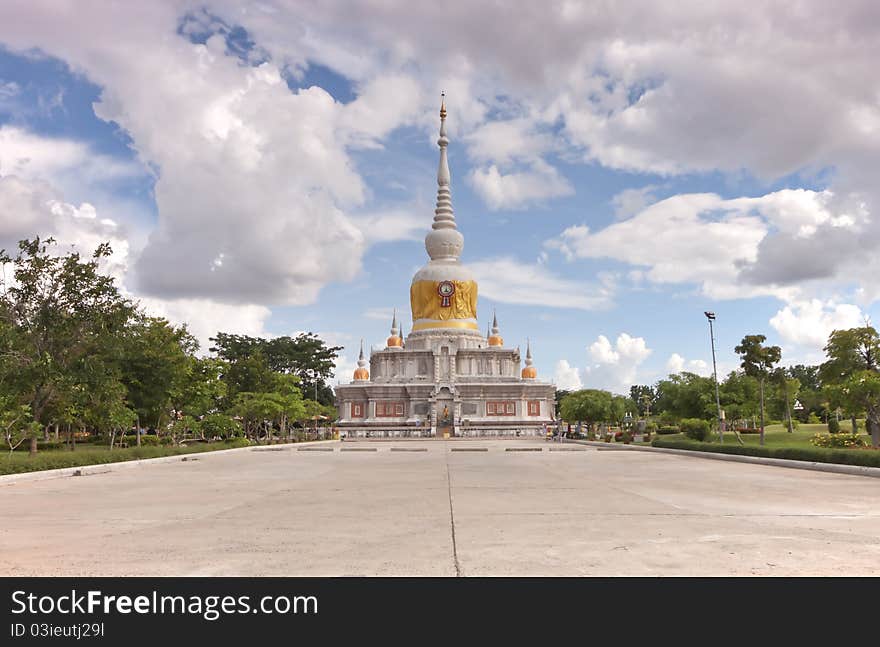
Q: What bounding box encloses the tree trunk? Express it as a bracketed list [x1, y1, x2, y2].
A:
[784, 384, 793, 433]
[851, 414, 858, 435]
[43, 425, 49, 442]
[136, 415, 141, 447]
[759, 377, 765, 446]
[868, 413, 880, 448]
[54, 423, 59, 442]
[29, 435, 38, 455]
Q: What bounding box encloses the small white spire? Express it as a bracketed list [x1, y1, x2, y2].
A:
[434, 93, 454, 230]
[423, 92, 465, 264]
[492, 310, 499, 335]
[525, 338, 533, 366]
[357, 339, 366, 367]
[390, 308, 399, 336]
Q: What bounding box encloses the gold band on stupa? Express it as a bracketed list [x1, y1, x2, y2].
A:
[410, 280, 477, 323]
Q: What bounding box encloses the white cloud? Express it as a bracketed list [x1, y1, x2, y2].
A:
[469, 256, 613, 310]
[464, 118, 555, 166]
[666, 353, 710, 376]
[0, 162, 270, 353]
[354, 209, 425, 245]
[469, 159, 573, 210]
[583, 333, 652, 394]
[0, 5, 424, 308]
[545, 189, 861, 301]
[769, 299, 866, 351]
[138, 297, 272, 353]
[553, 359, 583, 390]
[612, 185, 657, 220]
[4, 0, 880, 333]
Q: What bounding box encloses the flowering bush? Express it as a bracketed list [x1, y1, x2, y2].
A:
[810, 433, 866, 449]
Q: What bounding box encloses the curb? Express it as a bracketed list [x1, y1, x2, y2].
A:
[0, 440, 340, 486]
[564, 439, 880, 479]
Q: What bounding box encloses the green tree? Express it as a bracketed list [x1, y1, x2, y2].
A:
[629, 385, 656, 417]
[774, 370, 800, 433]
[821, 327, 880, 446]
[734, 334, 781, 445]
[0, 238, 135, 447]
[200, 412, 243, 440]
[210, 332, 342, 406]
[222, 351, 277, 403]
[560, 389, 613, 434]
[655, 372, 715, 421]
[719, 371, 760, 424]
[1, 398, 40, 454]
[120, 316, 196, 444]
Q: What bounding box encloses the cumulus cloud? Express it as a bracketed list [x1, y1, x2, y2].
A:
[553, 359, 583, 390]
[469, 256, 613, 310]
[666, 353, 710, 376]
[4, 0, 880, 341]
[0, 4, 426, 309]
[464, 118, 556, 166]
[545, 189, 862, 301]
[469, 159, 573, 210]
[769, 299, 866, 351]
[612, 185, 657, 220]
[582, 332, 652, 394]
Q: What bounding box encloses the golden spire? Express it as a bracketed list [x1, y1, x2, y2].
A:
[387, 309, 403, 348]
[488, 309, 504, 347]
[521, 338, 537, 379]
[353, 339, 370, 381]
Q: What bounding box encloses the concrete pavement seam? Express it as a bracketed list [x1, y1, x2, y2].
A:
[444, 445, 461, 577]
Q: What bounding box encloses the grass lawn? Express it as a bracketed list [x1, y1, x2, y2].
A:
[652, 422, 880, 468]
[0, 439, 251, 476]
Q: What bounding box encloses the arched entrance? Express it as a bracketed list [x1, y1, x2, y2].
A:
[435, 387, 454, 437]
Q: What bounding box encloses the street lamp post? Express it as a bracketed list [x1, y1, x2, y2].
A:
[705, 311, 724, 443]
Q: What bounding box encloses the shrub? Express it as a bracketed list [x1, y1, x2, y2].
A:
[659, 412, 678, 426]
[680, 418, 710, 441]
[807, 412, 821, 424]
[620, 430, 633, 444]
[810, 433, 866, 449]
[645, 421, 658, 434]
[828, 417, 840, 434]
[652, 437, 880, 468]
[656, 425, 680, 435]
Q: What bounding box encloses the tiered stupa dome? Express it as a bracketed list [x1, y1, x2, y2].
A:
[409, 96, 480, 337]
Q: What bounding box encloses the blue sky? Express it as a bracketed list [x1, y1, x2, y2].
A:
[2, 2, 878, 394]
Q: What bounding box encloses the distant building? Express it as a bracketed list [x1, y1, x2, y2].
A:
[335, 99, 555, 438]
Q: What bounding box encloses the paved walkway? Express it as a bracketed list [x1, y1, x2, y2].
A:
[2, 441, 878, 575]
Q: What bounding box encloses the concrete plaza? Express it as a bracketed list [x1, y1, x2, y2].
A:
[2, 440, 879, 576]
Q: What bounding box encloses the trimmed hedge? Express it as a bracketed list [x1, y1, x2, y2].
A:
[0, 438, 251, 475]
[652, 437, 880, 468]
